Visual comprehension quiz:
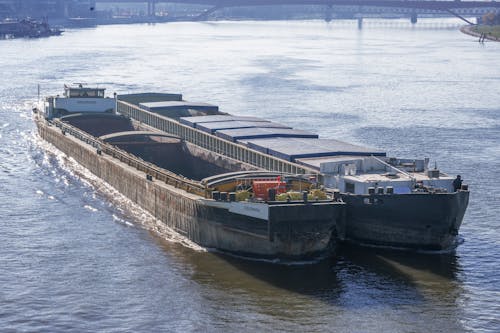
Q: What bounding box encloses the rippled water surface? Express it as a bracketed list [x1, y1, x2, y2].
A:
[1, 19, 499, 332]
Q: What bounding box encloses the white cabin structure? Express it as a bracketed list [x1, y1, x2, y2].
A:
[44, 84, 115, 119]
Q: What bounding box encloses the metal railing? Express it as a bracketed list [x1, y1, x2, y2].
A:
[53, 119, 209, 198]
[116, 100, 320, 179]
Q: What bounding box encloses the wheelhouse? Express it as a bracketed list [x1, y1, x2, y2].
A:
[64, 84, 105, 98]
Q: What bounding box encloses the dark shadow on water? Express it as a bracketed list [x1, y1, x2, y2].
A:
[151, 233, 462, 309]
[144, 235, 467, 333]
[209, 251, 343, 295]
[338, 243, 461, 281]
[151, 235, 343, 295]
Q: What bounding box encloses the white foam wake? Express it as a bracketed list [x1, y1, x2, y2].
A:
[32, 132, 207, 253]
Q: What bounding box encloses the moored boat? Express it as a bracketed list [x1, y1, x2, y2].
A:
[34, 84, 344, 259]
[0, 18, 62, 39]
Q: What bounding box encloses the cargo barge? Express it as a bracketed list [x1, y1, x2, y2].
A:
[34, 84, 344, 259]
[115, 91, 470, 251]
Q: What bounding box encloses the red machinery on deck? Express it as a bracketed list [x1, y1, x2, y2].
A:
[252, 178, 286, 201]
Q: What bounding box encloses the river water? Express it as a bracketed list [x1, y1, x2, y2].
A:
[1, 19, 499, 332]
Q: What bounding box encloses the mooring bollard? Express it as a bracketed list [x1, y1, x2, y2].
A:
[212, 191, 220, 201]
[333, 189, 340, 201]
[268, 188, 276, 201]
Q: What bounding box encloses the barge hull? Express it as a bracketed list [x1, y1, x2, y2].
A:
[115, 98, 470, 252]
[341, 191, 469, 250]
[36, 118, 341, 258]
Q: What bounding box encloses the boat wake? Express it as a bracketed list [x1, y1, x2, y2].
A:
[31, 132, 207, 253]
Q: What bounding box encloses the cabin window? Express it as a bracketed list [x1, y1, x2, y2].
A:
[69, 89, 104, 98]
[345, 182, 355, 193]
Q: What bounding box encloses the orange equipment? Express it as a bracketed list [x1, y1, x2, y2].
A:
[252, 179, 286, 201]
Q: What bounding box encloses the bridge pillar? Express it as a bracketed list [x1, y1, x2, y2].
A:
[357, 17, 363, 30]
[325, 4, 333, 22]
[411, 12, 418, 24]
[147, 0, 156, 17]
[55, 0, 69, 18]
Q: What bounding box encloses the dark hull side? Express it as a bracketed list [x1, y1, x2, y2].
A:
[340, 191, 469, 250]
[198, 202, 341, 259]
[36, 117, 342, 259]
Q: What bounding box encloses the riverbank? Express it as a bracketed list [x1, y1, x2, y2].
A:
[460, 24, 500, 41]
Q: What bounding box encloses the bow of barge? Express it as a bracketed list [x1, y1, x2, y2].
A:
[34, 84, 344, 259]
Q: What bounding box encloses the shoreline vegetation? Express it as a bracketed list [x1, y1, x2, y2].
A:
[461, 11, 500, 42]
[460, 25, 500, 42]
[473, 25, 500, 40]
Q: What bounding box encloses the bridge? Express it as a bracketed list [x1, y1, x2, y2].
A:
[96, 0, 500, 26]
[1, 0, 499, 25]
